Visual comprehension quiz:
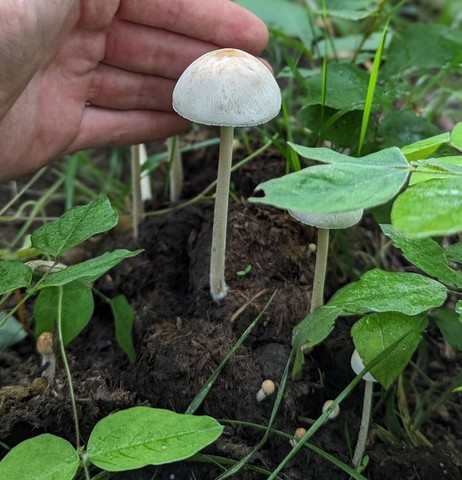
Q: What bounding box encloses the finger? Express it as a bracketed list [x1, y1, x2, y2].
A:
[104, 18, 213, 79]
[117, 0, 268, 54]
[88, 63, 176, 111]
[66, 107, 190, 152]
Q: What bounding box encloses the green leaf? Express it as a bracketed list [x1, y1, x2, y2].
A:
[0, 434, 79, 480]
[381, 224, 462, 288]
[450, 123, 462, 151]
[445, 242, 462, 263]
[252, 147, 409, 213]
[38, 249, 142, 288]
[391, 177, 462, 237]
[351, 312, 428, 388]
[110, 295, 136, 363]
[433, 308, 462, 351]
[329, 268, 447, 316]
[87, 406, 223, 471]
[401, 132, 450, 161]
[383, 24, 462, 75]
[315, 0, 377, 20]
[0, 261, 32, 294]
[302, 63, 385, 111]
[34, 281, 94, 345]
[409, 157, 462, 186]
[31, 194, 118, 257]
[0, 314, 26, 349]
[235, 0, 314, 45]
[291, 306, 342, 378]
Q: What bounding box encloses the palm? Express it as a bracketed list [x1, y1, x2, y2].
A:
[0, 0, 268, 180]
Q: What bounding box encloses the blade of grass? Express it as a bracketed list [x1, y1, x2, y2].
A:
[357, 17, 390, 155]
[185, 290, 278, 415]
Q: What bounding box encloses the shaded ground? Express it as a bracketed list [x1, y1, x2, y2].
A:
[0, 146, 461, 479]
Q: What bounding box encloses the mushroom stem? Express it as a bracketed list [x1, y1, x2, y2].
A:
[352, 379, 373, 468]
[167, 135, 183, 203]
[310, 228, 330, 312]
[130, 144, 143, 240]
[210, 126, 234, 302]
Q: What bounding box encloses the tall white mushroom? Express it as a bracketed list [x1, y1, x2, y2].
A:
[173, 48, 281, 303]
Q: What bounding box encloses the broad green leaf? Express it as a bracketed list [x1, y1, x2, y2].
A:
[291, 306, 342, 378]
[87, 406, 223, 471]
[378, 111, 441, 149]
[329, 268, 447, 316]
[252, 147, 409, 213]
[302, 63, 385, 111]
[314, 0, 377, 20]
[235, 0, 314, 45]
[450, 123, 462, 151]
[383, 24, 462, 75]
[381, 224, 462, 288]
[401, 132, 450, 161]
[31, 194, 118, 257]
[433, 308, 462, 351]
[0, 261, 32, 294]
[34, 281, 94, 345]
[351, 312, 427, 388]
[445, 242, 462, 263]
[391, 177, 462, 237]
[0, 434, 79, 480]
[110, 295, 136, 363]
[0, 314, 26, 349]
[409, 157, 462, 186]
[38, 249, 142, 288]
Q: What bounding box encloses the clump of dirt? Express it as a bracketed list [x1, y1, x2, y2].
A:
[0, 151, 461, 479]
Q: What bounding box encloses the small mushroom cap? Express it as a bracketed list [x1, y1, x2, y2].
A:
[294, 427, 307, 440]
[322, 400, 340, 419]
[36, 332, 54, 355]
[350, 349, 377, 383]
[288, 208, 364, 229]
[172, 48, 281, 127]
[261, 379, 276, 395]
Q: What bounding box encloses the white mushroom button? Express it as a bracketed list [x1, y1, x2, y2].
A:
[322, 399, 340, 420]
[256, 379, 276, 402]
[289, 427, 307, 447]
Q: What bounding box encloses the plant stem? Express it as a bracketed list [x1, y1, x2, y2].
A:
[310, 228, 329, 312]
[56, 287, 90, 480]
[209, 126, 234, 303]
[353, 380, 373, 468]
[130, 144, 142, 240]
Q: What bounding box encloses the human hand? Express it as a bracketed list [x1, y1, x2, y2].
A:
[0, 0, 268, 181]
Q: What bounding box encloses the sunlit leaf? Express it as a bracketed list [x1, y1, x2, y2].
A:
[87, 407, 223, 471]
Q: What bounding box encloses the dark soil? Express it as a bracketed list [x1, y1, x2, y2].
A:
[1, 145, 461, 479]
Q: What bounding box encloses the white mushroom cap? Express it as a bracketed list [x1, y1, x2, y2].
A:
[322, 399, 340, 419]
[288, 208, 363, 229]
[350, 349, 378, 383]
[172, 48, 281, 127]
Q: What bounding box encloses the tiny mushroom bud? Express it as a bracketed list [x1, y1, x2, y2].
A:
[36, 332, 56, 381]
[289, 427, 307, 447]
[322, 399, 340, 420]
[173, 48, 281, 303]
[256, 379, 276, 402]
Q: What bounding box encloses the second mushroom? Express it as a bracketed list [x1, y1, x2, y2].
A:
[173, 48, 281, 303]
